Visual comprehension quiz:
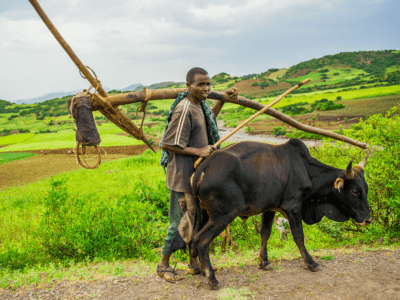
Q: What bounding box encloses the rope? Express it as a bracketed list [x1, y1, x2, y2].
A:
[136, 87, 150, 130]
[74, 143, 102, 169]
[226, 87, 238, 99]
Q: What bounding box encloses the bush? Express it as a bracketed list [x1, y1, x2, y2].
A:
[36, 178, 167, 261]
[310, 105, 400, 240]
[273, 126, 286, 136]
[311, 99, 345, 111]
[245, 126, 253, 133]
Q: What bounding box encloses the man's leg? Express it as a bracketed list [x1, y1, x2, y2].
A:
[158, 190, 185, 282]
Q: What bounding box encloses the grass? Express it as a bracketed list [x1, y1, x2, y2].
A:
[0, 153, 37, 165]
[259, 84, 400, 109]
[0, 133, 35, 146]
[0, 146, 399, 289]
[1, 240, 398, 289]
[286, 67, 367, 86]
[0, 126, 145, 152]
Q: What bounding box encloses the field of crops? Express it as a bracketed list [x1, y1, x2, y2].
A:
[0, 152, 36, 165]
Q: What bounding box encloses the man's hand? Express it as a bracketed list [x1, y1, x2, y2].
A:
[160, 143, 216, 157]
[185, 145, 216, 157]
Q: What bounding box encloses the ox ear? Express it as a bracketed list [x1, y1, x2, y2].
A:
[334, 178, 344, 192]
[302, 197, 349, 225]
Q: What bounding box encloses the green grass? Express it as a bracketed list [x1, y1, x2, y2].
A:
[286, 67, 367, 86]
[0, 153, 37, 165]
[259, 84, 400, 109]
[0, 133, 35, 146]
[0, 126, 145, 152]
[386, 65, 400, 73]
[0, 149, 347, 273]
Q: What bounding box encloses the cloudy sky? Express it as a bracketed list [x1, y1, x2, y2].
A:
[1, 0, 399, 101]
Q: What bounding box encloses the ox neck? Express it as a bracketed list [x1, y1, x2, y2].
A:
[306, 158, 343, 197]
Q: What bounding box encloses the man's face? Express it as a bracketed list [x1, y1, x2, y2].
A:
[187, 74, 211, 101]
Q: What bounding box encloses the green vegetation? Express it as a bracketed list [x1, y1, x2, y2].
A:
[273, 126, 286, 136]
[0, 153, 36, 165]
[284, 50, 400, 78]
[0, 106, 399, 288]
[311, 99, 345, 111]
[310, 105, 400, 241]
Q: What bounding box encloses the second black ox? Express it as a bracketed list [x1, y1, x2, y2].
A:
[190, 139, 371, 287]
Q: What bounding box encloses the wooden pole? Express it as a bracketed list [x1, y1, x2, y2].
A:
[91, 87, 368, 150]
[206, 91, 368, 149]
[28, 0, 108, 98]
[194, 79, 311, 169]
[29, 0, 155, 152]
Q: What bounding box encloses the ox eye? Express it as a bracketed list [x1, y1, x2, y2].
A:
[351, 190, 360, 196]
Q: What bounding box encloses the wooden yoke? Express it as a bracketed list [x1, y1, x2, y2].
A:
[101, 87, 368, 151]
[29, 0, 155, 152]
[194, 79, 310, 169]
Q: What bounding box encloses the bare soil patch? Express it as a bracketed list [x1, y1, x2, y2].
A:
[234, 81, 291, 97]
[248, 95, 400, 134]
[2, 249, 399, 299]
[0, 145, 155, 190]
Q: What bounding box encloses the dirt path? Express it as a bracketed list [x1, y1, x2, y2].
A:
[2, 249, 399, 299]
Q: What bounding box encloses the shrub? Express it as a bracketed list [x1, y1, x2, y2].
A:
[245, 126, 253, 133]
[311, 99, 345, 111]
[310, 105, 400, 240]
[36, 178, 167, 261]
[273, 126, 286, 136]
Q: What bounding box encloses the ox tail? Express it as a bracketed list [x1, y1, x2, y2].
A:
[189, 163, 207, 258]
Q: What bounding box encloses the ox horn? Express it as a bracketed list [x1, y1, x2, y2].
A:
[356, 155, 369, 169]
[344, 160, 355, 179]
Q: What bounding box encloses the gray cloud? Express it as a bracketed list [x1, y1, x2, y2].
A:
[0, 0, 398, 101]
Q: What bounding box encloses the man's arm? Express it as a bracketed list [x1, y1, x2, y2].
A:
[211, 100, 225, 117]
[161, 143, 215, 157]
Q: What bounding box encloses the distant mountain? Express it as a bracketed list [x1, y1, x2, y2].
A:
[9, 81, 185, 104]
[111, 83, 144, 92]
[12, 90, 87, 105]
[134, 81, 185, 91]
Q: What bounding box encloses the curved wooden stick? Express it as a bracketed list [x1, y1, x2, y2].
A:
[206, 91, 368, 150]
[194, 79, 311, 169]
[29, 0, 155, 153]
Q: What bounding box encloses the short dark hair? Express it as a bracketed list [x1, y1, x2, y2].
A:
[186, 67, 208, 84]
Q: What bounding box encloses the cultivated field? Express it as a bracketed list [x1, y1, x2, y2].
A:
[1, 51, 399, 299]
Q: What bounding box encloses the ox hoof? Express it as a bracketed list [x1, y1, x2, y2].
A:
[259, 263, 273, 271]
[308, 263, 321, 272]
[208, 279, 220, 289]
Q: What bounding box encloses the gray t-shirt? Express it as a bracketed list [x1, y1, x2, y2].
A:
[162, 99, 209, 192]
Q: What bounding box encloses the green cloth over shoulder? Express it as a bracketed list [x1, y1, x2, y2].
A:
[159, 91, 220, 169]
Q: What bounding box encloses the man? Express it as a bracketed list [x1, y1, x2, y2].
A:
[157, 67, 225, 282]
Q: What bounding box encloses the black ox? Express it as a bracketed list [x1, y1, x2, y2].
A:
[189, 139, 371, 287]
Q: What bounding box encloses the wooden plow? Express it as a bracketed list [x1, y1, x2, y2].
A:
[29, 0, 367, 169]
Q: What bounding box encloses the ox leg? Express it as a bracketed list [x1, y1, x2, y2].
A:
[285, 210, 320, 272]
[193, 213, 237, 287]
[258, 211, 275, 270]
